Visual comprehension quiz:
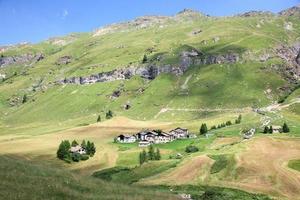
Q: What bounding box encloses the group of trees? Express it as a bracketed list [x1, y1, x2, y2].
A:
[200, 123, 208, 135]
[139, 145, 161, 165]
[210, 115, 242, 131]
[263, 122, 290, 134]
[56, 139, 96, 163]
[96, 110, 114, 122]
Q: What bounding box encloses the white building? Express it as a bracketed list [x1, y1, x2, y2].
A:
[115, 134, 136, 143]
[70, 145, 86, 155]
[169, 127, 189, 139]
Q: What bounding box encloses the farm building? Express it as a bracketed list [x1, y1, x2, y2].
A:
[70, 145, 86, 155]
[271, 125, 282, 133]
[115, 134, 136, 143]
[136, 130, 174, 144]
[243, 128, 255, 139]
[169, 127, 189, 139]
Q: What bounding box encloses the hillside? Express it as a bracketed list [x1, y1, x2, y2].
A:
[0, 5, 300, 200]
[0, 7, 300, 134]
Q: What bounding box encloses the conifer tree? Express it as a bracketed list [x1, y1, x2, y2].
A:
[142, 149, 148, 162]
[142, 54, 147, 63]
[269, 126, 273, 134]
[282, 122, 290, 133]
[263, 126, 269, 134]
[81, 140, 86, 149]
[155, 148, 161, 160]
[200, 123, 208, 135]
[148, 145, 155, 160]
[97, 115, 101, 122]
[22, 94, 27, 104]
[71, 140, 78, 147]
[57, 140, 71, 160]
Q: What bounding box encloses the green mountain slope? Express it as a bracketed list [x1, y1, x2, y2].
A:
[0, 8, 299, 134]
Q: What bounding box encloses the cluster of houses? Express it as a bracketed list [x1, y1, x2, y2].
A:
[115, 127, 196, 147]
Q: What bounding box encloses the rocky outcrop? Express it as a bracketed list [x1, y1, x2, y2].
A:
[57, 51, 239, 85]
[0, 53, 44, 68]
[238, 11, 274, 17]
[279, 5, 300, 17]
[296, 50, 300, 65]
[56, 56, 72, 65]
[275, 44, 300, 81]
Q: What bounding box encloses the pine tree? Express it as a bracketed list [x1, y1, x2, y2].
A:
[155, 148, 161, 160]
[142, 149, 148, 162]
[200, 123, 208, 135]
[106, 110, 113, 119]
[81, 140, 86, 149]
[57, 140, 71, 160]
[139, 151, 146, 165]
[71, 140, 78, 147]
[97, 115, 101, 122]
[282, 122, 290, 133]
[89, 142, 96, 156]
[22, 94, 27, 104]
[263, 126, 269, 134]
[269, 126, 273, 134]
[148, 145, 155, 160]
[142, 54, 147, 63]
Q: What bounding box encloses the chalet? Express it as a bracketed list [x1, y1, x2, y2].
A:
[115, 134, 136, 143]
[243, 128, 255, 139]
[154, 131, 174, 144]
[135, 130, 158, 142]
[139, 141, 150, 147]
[70, 145, 86, 155]
[271, 125, 282, 133]
[169, 127, 189, 139]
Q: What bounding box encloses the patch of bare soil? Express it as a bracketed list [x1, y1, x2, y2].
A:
[221, 137, 300, 199]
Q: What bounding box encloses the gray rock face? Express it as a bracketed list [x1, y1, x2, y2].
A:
[0, 53, 44, 68]
[56, 56, 72, 65]
[276, 44, 300, 81]
[279, 5, 300, 17]
[296, 50, 300, 65]
[58, 51, 239, 85]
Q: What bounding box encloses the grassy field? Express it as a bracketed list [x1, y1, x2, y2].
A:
[288, 160, 300, 172]
[0, 155, 179, 200]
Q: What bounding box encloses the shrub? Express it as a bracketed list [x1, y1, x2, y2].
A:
[210, 125, 217, 130]
[185, 145, 199, 153]
[225, 121, 232, 126]
[80, 155, 89, 161]
[71, 153, 81, 162]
